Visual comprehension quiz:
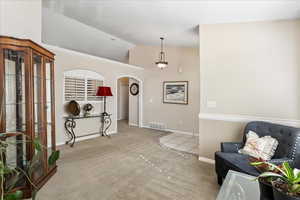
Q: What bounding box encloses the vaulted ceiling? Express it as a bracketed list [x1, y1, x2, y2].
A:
[42, 0, 300, 62]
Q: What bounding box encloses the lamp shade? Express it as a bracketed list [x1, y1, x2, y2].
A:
[96, 86, 113, 97]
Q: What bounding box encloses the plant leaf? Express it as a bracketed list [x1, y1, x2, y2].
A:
[259, 172, 285, 179]
[48, 150, 60, 166]
[264, 162, 287, 177]
[250, 161, 265, 166]
[28, 152, 42, 176]
[6, 172, 20, 191]
[33, 138, 42, 152]
[294, 168, 300, 178]
[283, 162, 294, 180]
[292, 175, 300, 184]
[4, 190, 23, 200]
[291, 184, 300, 193]
[32, 190, 38, 200]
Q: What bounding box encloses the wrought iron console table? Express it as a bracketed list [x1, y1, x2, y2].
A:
[64, 113, 112, 147]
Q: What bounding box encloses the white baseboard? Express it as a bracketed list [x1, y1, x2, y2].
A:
[129, 123, 139, 127]
[142, 125, 198, 136]
[166, 128, 199, 136]
[56, 142, 66, 147]
[56, 131, 118, 147]
[199, 113, 300, 127]
[198, 156, 215, 164]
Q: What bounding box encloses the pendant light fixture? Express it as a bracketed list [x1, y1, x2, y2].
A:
[155, 37, 168, 69]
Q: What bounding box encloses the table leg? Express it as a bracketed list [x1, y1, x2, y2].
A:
[103, 116, 112, 137]
[64, 119, 76, 147]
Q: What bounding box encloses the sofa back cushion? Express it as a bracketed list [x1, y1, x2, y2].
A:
[243, 121, 300, 159]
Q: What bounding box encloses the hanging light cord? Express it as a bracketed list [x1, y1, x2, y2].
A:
[160, 37, 164, 61]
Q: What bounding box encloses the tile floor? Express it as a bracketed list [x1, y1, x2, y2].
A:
[159, 133, 199, 155]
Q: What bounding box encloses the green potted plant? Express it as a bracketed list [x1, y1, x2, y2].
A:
[252, 161, 300, 200]
[0, 134, 60, 200]
[250, 158, 277, 200]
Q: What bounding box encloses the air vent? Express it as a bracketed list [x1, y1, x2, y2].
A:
[148, 122, 166, 131]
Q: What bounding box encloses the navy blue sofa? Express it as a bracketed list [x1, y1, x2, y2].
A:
[215, 121, 300, 185]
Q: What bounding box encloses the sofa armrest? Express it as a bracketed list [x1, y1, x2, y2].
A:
[221, 142, 243, 153]
[269, 158, 294, 166]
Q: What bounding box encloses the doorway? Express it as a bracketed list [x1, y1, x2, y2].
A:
[116, 76, 142, 132]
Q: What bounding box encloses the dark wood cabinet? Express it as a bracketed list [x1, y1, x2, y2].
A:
[0, 36, 57, 197]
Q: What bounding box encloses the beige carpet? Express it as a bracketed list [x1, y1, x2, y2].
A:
[38, 121, 219, 200]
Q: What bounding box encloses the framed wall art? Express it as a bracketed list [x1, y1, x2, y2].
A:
[163, 81, 188, 105]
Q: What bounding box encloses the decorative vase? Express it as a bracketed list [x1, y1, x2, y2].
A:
[259, 179, 274, 200]
[273, 187, 300, 200]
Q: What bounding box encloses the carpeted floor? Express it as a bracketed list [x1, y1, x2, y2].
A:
[38, 121, 219, 200]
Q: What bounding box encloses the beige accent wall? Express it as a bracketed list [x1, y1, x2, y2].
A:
[129, 46, 200, 134]
[200, 19, 300, 119]
[45, 45, 144, 145]
[199, 119, 245, 159]
[199, 19, 300, 160]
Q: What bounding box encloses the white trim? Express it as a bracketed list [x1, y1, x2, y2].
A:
[199, 113, 300, 127]
[198, 156, 215, 164]
[56, 142, 66, 147]
[141, 125, 167, 132]
[142, 125, 199, 136]
[166, 128, 199, 136]
[56, 131, 118, 147]
[129, 123, 139, 127]
[42, 43, 144, 70]
[115, 75, 143, 131]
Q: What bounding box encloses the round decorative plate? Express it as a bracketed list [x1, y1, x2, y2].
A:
[66, 100, 81, 116]
[130, 83, 139, 96]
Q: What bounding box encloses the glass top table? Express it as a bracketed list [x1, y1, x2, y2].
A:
[216, 170, 260, 200]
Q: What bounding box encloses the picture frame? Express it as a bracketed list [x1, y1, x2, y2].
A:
[163, 81, 188, 105]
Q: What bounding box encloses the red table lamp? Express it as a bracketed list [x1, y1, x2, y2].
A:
[96, 86, 113, 115]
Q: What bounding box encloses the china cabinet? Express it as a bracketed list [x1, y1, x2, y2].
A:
[0, 36, 56, 197]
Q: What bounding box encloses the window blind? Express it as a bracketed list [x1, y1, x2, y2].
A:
[87, 79, 103, 101]
[64, 76, 85, 101]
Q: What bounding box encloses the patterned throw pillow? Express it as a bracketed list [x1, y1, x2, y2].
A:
[238, 131, 278, 160]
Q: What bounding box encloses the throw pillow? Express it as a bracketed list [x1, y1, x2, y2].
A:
[238, 130, 278, 160]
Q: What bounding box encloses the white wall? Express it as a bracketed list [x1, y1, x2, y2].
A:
[128, 78, 139, 126]
[1, 0, 42, 43]
[117, 78, 129, 120]
[42, 8, 134, 63]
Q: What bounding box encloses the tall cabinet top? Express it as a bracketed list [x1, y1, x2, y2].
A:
[0, 36, 55, 58]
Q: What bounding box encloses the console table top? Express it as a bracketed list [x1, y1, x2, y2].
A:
[64, 114, 111, 120]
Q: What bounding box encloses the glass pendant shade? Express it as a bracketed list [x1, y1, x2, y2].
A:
[156, 37, 168, 69]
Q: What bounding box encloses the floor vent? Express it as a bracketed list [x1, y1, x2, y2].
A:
[148, 122, 166, 131]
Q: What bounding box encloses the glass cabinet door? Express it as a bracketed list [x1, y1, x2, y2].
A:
[3, 48, 27, 187]
[33, 53, 46, 180]
[45, 59, 55, 170]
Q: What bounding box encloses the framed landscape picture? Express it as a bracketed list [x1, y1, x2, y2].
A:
[163, 81, 188, 105]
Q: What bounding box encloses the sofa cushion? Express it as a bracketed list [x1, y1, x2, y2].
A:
[239, 131, 278, 160]
[243, 121, 300, 159]
[215, 151, 260, 177]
